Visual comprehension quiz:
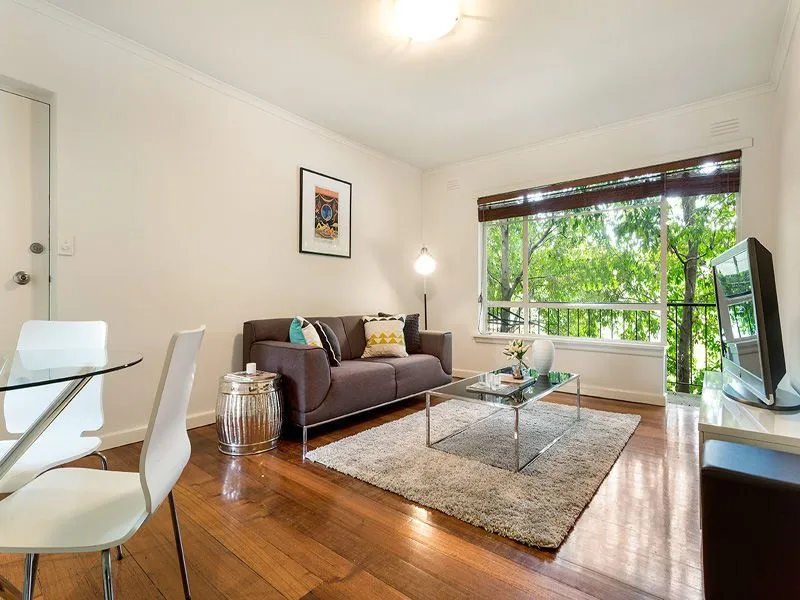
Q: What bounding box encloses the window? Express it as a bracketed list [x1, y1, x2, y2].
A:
[483, 200, 662, 340]
[478, 151, 740, 392]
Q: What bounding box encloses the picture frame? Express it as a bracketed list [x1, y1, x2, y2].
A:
[298, 167, 352, 258]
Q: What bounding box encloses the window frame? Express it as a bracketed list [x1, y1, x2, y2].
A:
[478, 181, 740, 347]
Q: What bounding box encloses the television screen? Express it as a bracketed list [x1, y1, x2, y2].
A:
[727, 301, 756, 339]
[712, 238, 794, 409]
[714, 249, 763, 384]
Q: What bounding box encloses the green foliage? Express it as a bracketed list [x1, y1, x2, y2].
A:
[728, 301, 756, 338]
[665, 194, 736, 391]
[486, 218, 524, 302]
[484, 193, 737, 393]
[528, 202, 660, 304]
[666, 194, 736, 304]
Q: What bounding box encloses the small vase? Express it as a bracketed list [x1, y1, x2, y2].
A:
[511, 361, 525, 380]
[533, 339, 555, 375]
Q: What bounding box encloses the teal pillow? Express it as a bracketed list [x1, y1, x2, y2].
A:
[289, 318, 306, 344]
[289, 316, 323, 347]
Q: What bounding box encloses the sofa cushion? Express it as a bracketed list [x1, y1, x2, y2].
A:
[304, 360, 397, 426]
[379, 312, 421, 354]
[314, 321, 342, 367]
[365, 354, 450, 398]
[290, 316, 323, 347]
[361, 316, 408, 358]
[307, 317, 351, 360]
[340, 315, 367, 360]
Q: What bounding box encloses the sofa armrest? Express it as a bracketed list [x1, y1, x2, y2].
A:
[419, 330, 452, 375]
[248, 340, 331, 416]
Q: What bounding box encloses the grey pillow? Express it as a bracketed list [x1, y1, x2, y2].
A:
[314, 321, 341, 366]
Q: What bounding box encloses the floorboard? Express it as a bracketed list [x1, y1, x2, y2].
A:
[0, 393, 702, 599]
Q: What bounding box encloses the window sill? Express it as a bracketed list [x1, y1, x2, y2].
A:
[473, 334, 666, 358]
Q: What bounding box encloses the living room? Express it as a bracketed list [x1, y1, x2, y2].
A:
[1, 1, 799, 599]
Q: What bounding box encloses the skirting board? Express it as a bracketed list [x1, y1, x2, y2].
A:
[451, 369, 666, 406]
[97, 371, 666, 452]
[99, 409, 217, 451]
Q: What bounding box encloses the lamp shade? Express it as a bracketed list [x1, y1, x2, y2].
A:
[414, 246, 436, 275]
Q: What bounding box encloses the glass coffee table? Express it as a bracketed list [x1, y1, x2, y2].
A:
[425, 367, 580, 473]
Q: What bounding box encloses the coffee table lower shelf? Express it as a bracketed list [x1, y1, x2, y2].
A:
[424, 370, 581, 473]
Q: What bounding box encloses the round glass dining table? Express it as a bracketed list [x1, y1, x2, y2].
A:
[0, 349, 142, 479]
[0, 349, 141, 600]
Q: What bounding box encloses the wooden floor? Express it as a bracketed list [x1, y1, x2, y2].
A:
[0, 394, 702, 599]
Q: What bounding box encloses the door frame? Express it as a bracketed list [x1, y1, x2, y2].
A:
[0, 75, 54, 320]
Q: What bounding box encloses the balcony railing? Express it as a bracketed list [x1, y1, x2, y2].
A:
[485, 301, 721, 394]
[666, 301, 720, 394]
[485, 305, 660, 342]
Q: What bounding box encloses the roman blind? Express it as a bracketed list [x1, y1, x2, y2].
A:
[477, 150, 742, 223]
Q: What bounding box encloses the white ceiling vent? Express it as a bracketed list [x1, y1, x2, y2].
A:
[446, 179, 461, 192]
[709, 118, 740, 138]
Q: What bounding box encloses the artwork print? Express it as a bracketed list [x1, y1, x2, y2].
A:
[314, 186, 339, 240]
[299, 168, 352, 258]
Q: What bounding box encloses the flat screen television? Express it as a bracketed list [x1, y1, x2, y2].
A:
[712, 238, 800, 410]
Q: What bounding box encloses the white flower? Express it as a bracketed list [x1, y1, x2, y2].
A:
[502, 339, 530, 361]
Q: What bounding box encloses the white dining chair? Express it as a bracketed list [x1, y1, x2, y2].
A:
[0, 320, 108, 493]
[0, 326, 205, 600]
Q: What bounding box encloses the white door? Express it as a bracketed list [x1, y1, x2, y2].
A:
[0, 88, 50, 350]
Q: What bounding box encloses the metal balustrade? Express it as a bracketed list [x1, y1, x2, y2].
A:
[485, 302, 721, 394]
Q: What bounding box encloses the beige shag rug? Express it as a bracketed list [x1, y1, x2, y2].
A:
[306, 399, 640, 548]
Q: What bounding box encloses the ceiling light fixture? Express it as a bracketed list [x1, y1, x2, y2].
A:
[393, 0, 460, 42]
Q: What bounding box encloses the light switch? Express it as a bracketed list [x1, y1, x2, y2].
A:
[58, 236, 75, 256]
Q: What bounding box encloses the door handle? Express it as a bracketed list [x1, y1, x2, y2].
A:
[13, 271, 31, 285]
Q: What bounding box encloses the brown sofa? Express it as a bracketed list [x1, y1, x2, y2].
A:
[242, 316, 452, 441]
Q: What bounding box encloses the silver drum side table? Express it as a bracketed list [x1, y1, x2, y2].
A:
[216, 369, 283, 455]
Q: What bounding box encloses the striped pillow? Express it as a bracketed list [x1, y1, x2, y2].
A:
[314, 321, 342, 367]
[361, 315, 408, 358]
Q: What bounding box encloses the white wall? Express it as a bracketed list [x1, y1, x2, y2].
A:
[776, 14, 800, 390]
[422, 91, 780, 405]
[0, 1, 423, 446]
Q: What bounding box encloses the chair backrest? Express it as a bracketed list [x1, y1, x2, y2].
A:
[139, 326, 205, 515]
[5, 320, 108, 433]
[16, 320, 107, 351]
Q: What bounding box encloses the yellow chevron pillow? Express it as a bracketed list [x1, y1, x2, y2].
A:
[361, 315, 408, 358]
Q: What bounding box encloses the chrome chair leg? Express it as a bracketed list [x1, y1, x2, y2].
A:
[89, 450, 108, 470]
[101, 549, 114, 600]
[22, 554, 38, 600]
[90, 452, 124, 560]
[168, 491, 191, 600]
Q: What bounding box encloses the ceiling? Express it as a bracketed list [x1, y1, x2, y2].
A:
[49, 0, 791, 169]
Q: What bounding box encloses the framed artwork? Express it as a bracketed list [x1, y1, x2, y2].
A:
[299, 167, 352, 258]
